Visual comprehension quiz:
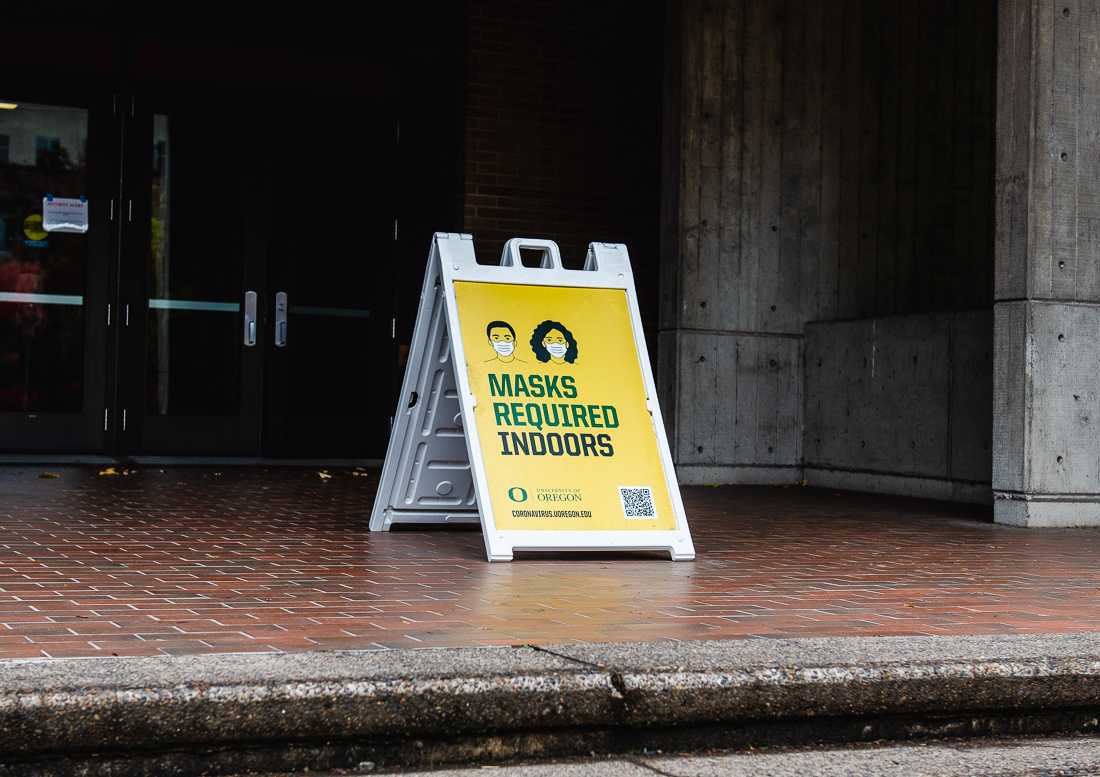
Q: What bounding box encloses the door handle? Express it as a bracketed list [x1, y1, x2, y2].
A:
[274, 291, 288, 348]
[243, 290, 258, 346]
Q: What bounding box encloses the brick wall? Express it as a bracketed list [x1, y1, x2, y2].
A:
[462, 0, 664, 330]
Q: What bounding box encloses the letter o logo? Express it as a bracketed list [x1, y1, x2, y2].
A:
[507, 486, 528, 503]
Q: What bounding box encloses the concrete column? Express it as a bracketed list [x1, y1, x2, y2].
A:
[994, 0, 1100, 525]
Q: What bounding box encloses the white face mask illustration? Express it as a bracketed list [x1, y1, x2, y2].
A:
[493, 341, 515, 357]
[545, 342, 568, 358]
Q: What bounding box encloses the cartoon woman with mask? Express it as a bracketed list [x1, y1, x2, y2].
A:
[530, 320, 578, 365]
[485, 320, 524, 363]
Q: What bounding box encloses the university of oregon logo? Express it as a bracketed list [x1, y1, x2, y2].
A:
[507, 486, 528, 503]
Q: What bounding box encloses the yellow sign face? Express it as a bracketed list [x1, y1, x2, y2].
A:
[454, 280, 676, 532]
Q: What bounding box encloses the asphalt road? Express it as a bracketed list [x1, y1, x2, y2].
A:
[251, 735, 1100, 776]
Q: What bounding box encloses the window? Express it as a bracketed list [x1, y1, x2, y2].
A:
[34, 135, 61, 167]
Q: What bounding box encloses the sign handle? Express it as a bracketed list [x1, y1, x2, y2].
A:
[501, 237, 563, 269]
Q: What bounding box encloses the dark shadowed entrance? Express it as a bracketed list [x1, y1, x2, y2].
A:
[0, 4, 451, 459]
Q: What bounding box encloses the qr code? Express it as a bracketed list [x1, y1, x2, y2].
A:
[619, 486, 656, 519]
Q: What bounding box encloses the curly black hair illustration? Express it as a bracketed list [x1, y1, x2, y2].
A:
[530, 320, 579, 364]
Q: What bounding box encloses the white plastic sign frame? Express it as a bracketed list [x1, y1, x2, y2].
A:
[370, 232, 694, 562]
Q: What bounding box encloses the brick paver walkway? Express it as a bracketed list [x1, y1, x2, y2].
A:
[0, 467, 1096, 659]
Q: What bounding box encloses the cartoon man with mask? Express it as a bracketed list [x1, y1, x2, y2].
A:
[485, 320, 524, 363]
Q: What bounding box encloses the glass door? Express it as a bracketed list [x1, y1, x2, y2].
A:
[118, 89, 396, 459]
[0, 92, 116, 452]
[116, 90, 268, 455]
[0, 44, 403, 459]
[264, 101, 396, 458]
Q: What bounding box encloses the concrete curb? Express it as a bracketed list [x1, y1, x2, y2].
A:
[3, 634, 1100, 775]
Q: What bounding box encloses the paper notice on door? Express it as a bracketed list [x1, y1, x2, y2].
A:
[42, 197, 89, 234]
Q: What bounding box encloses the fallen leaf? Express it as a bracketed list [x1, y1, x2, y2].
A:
[318, 470, 332, 481]
[98, 467, 118, 477]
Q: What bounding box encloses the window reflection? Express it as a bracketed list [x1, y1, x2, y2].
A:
[150, 114, 171, 415]
[0, 101, 88, 412]
[145, 112, 242, 416]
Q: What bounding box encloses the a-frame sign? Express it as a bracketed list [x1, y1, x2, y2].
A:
[370, 233, 694, 562]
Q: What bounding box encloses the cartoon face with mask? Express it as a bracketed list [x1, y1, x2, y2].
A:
[485, 320, 522, 363]
[530, 319, 578, 364]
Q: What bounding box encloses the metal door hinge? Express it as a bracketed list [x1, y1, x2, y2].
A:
[393, 219, 398, 241]
[109, 199, 115, 222]
[124, 304, 130, 327]
[103, 408, 109, 431]
[122, 409, 127, 431]
[391, 317, 396, 339]
[127, 199, 132, 222]
[106, 303, 112, 327]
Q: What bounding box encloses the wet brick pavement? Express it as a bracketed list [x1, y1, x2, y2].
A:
[0, 466, 1096, 659]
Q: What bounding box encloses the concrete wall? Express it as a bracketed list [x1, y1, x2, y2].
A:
[663, 0, 997, 493]
[804, 311, 993, 503]
[993, 0, 1100, 525]
[663, 330, 803, 485]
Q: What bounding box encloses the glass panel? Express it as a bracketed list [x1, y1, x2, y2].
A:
[287, 310, 373, 416]
[0, 101, 88, 412]
[279, 105, 385, 419]
[145, 113, 242, 416]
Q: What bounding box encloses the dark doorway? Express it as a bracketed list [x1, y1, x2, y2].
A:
[0, 6, 436, 458]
